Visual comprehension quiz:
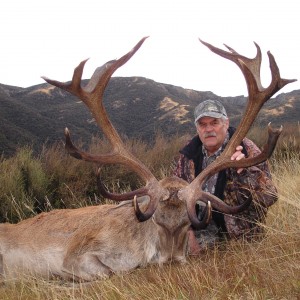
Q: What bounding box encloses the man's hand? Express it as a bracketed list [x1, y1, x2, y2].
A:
[231, 145, 245, 174]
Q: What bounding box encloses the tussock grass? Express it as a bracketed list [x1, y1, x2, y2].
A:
[0, 128, 299, 299]
[0, 132, 187, 222]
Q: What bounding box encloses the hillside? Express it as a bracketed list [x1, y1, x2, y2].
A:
[0, 78, 299, 157]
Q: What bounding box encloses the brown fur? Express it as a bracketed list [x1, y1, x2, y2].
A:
[0, 177, 191, 282]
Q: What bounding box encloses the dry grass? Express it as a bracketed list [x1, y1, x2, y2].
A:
[0, 133, 299, 299]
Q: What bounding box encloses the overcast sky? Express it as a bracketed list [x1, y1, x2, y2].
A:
[1, 0, 299, 97]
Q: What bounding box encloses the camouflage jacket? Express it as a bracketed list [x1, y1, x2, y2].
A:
[173, 127, 278, 240]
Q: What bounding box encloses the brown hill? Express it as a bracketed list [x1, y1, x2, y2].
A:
[0, 77, 299, 157]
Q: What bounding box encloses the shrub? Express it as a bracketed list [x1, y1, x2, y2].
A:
[0, 147, 48, 222]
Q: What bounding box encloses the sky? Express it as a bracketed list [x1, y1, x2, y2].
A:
[1, 0, 299, 97]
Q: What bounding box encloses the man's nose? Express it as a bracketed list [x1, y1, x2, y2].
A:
[205, 124, 214, 131]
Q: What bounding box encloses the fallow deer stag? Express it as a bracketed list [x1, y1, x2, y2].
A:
[0, 37, 295, 282]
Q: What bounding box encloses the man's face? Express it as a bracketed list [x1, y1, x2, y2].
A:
[196, 116, 229, 155]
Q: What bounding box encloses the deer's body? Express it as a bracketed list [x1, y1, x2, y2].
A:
[0, 179, 190, 281]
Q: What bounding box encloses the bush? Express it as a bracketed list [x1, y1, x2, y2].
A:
[0, 147, 48, 222]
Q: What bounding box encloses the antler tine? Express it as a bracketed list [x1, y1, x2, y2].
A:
[200, 39, 296, 95]
[43, 37, 149, 151]
[43, 37, 154, 178]
[96, 168, 150, 201]
[267, 50, 297, 92]
[42, 59, 89, 96]
[43, 37, 168, 222]
[83, 36, 149, 98]
[179, 40, 296, 228]
[187, 123, 282, 190]
[199, 39, 297, 155]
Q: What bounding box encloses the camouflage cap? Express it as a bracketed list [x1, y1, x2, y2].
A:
[194, 100, 228, 123]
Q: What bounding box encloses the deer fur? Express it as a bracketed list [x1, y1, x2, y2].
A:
[0, 177, 190, 281]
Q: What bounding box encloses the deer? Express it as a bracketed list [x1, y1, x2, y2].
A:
[0, 37, 295, 282]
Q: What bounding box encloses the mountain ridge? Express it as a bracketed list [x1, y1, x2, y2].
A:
[0, 77, 299, 157]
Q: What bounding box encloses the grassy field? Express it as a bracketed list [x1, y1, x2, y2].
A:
[0, 129, 299, 299]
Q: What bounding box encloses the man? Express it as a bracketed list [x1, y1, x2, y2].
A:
[174, 99, 278, 255]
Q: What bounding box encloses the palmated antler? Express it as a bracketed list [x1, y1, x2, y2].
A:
[42, 37, 170, 221]
[178, 40, 297, 227]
